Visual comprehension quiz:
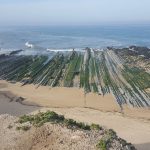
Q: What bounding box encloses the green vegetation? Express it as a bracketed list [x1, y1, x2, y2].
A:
[0, 47, 149, 107]
[82, 48, 91, 93]
[18, 111, 92, 130]
[79, 68, 85, 88]
[64, 119, 90, 130]
[105, 129, 117, 138]
[100, 53, 112, 93]
[64, 51, 80, 87]
[122, 65, 150, 106]
[19, 111, 64, 127]
[96, 139, 107, 150]
[17, 111, 135, 149]
[123, 66, 150, 90]
[84, 66, 91, 92]
[97, 129, 117, 150]
[18, 111, 102, 131]
[16, 125, 30, 131]
[75, 54, 83, 73]
[89, 54, 99, 93]
[90, 123, 102, 130]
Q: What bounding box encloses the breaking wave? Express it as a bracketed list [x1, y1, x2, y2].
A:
[46, 48, 84, 52]
[25, 42, 34, 48]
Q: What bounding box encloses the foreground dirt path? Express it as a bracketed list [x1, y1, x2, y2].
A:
[37, 107, 150, 150]
[0, 114, 102, 150]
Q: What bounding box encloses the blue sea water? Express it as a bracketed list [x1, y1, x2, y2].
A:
[0, 25, 150, 50]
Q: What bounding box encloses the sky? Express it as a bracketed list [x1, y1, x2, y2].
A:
[0, 0, 150, 26]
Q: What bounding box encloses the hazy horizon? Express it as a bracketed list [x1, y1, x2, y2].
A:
[0, 0, 150, 26]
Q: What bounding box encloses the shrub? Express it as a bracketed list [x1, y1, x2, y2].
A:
[7, 125, 13, 129]
[18, 111, 65, 127]
[106, 129, 117, 138]
[76, 122, 90, 130]
[97, 129, 117, 150]
[90, 123, 102, 130]
[18, 111, 95, 131]
[96, 139, 107, 150]
[64, 119, 90, 130]
[16, 125, 30, 131]
[18, 115, 33, 124]
[21, 125, 30, 131]
[64, 119, 77, 127]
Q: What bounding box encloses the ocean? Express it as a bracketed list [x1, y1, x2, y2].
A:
[0, 25, 150, 50]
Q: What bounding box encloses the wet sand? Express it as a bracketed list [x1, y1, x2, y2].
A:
[0, 92, 40, 116]
[0, 82, 40, 116]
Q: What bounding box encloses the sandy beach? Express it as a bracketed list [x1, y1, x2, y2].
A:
[0, 80, 150, 150]
[0, 91, 40, 116]
[0, 80, 120, 112]
[0, 80, 150, 119]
